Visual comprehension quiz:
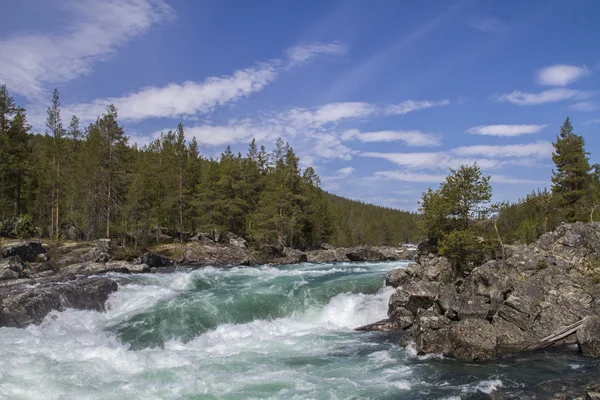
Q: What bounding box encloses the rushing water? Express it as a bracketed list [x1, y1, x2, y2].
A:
[0, 261, 598, 399]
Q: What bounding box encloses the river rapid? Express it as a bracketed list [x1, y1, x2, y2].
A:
[0, 261, 597, 399]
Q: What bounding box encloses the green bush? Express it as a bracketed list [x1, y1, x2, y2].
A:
[438, 229, 497, 275]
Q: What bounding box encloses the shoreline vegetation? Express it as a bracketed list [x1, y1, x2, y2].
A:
[0, 85, 418, 250]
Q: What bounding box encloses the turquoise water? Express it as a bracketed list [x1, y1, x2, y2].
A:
[0, 261, 597, 399]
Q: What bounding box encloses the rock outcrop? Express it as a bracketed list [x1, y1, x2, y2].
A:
[358, 222, 600, 361]
[0, 275, 117, 328]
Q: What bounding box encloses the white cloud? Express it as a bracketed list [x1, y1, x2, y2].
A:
[384, 99, 450, 115]
[341, 129, 441, 146]
[467, 16, 509, 33]
[536, 64, 590, 87]
[495, 88, 592, 106]
[569, 101, 600, 112]
[284, 102, 375, 129]
[336, 167, 355, 177]
[361, 141, 552, 172]
[28, 42, 349, 128]
[322, 166, 356, 182]
[467, 124, 547, 137]
[453, 141, 553, 158]
[583, 118, 600, 125]
[490, 175, 547, 184]
[373, 170, 446, 183]
[65, 65, 279, 123]
[0, 0, 175, 99]
[286, 42, 347, 65]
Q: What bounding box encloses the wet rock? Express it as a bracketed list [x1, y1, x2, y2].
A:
[388, 281, 439, 316]
[355, 318, 407, 332]
[387, 306, 414, 329]
[448, 319, 497, 361]
[0, 276, 117, 328]
[577, 315, 600, 357]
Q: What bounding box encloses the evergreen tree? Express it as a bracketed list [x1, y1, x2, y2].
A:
[551, 117, 593, 221]
[45, 89, 65, 238]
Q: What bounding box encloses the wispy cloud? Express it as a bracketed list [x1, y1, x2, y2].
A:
[362, 141, 552, 175]
[583, 118, 600, 125]
[0, 0, 175, 100]
[569, 101, 600, 112]
[495, 88, 592, 106]
[341, 129, 441, 146]
[453, 141, 553, 158]
[28, 43, 348, 128]
[467, 124, 547, 137]
[490, 175, 547, 184]
[373, 170, 446, 183]
[384, 99, 450, 115]
[65, 64, 280, 123]
[467, 16, 509, 33]
[286, 42, 347, 65]
[536, 64, 590, 86]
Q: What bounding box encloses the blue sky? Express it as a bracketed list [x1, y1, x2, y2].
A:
[1, 0, 599, 211]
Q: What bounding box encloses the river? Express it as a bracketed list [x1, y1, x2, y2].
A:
[0, 261, 597, 399]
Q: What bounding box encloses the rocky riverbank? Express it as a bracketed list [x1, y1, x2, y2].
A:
[0, 236, 415, 328]
[359, 222, 600, 365]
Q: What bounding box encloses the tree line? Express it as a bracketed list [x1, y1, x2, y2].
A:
[0, 85, 419, 248]
[419, 117, 600, 273]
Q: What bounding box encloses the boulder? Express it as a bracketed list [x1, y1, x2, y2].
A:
[0, 276, 118, 328]
[346, 247, 386, 262]
[413, 309, 452, 355]
[388, 281, 439, 316]
[577, 315, 600, 357]
[0, 256, 26, 280]
[135, 252, 173, 269]
[1, 241, 46, 262]
[447, 319, 497, 361]
[320, 243, 336, 250]
[355, 318, 407, 332]
[155, 242, 253, 266]
[54, 240, 114, 267]
[306, 249, 349, 263]
[283, 247, 308, 263]
[386, 268, 411, 288]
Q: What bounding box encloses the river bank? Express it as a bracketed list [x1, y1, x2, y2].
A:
[0, 237, 415, 328]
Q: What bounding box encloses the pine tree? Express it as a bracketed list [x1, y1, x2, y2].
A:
[46, 89, 65, 238]
[551, 117, 593, 221]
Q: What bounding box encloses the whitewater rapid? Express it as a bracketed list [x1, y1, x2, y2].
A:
[0, 261, 597, 399]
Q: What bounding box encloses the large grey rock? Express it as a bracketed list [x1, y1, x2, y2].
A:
[0, 276, 117, 328]
[388, 281, 439, 316]
[283, 247, 308, 263]
[306, 249, 349, 263]
[577, 315, 600, 357]
[448, 319, 497, 361]
[0, 256, 26, 280]
[1, 242, 46, 262]
[385, 268, 411, 288]
[346, 247, 386, 262]
[135, 252, 173, 269]
[413, 309, 452, 355]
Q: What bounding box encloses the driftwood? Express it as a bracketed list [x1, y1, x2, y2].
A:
[523, 317, 588, 351]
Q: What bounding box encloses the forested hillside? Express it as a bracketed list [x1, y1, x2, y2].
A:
[0, 85, 418, 248]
